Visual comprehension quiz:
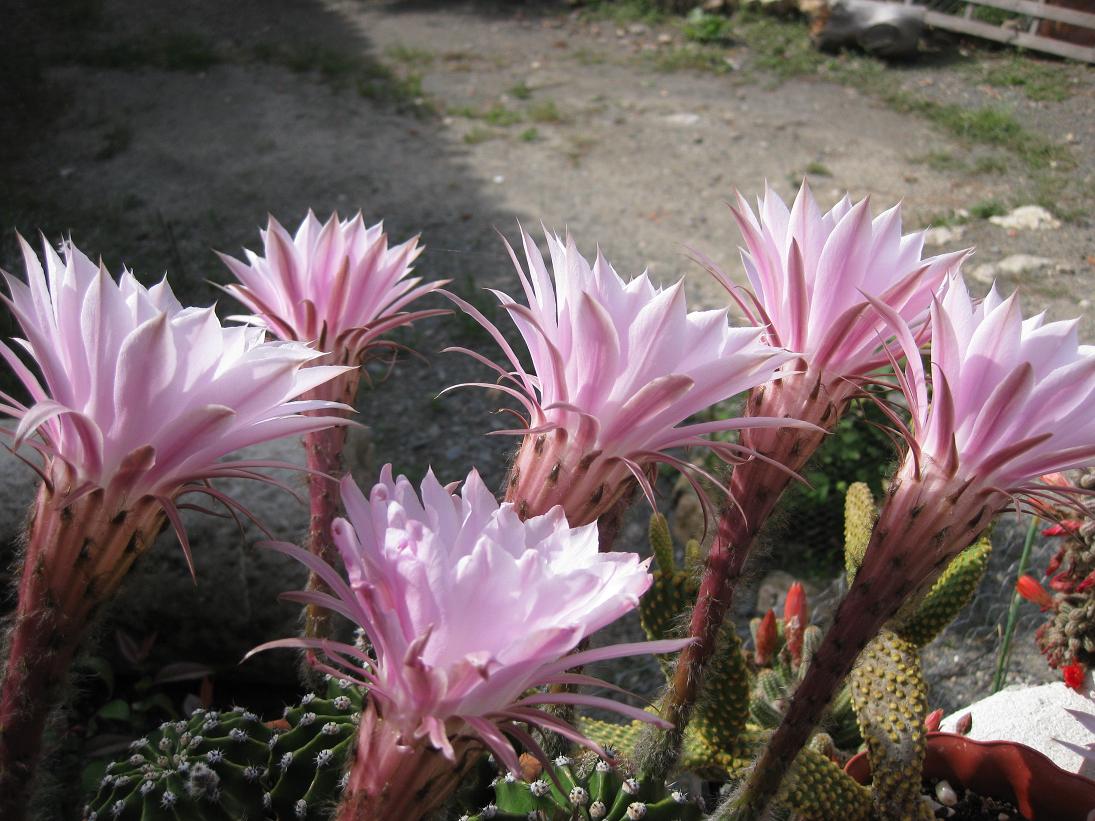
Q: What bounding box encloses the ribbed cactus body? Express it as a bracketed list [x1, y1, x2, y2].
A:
[85, 707, 272, 821]
[266, 680, 362, 820]
[461, 755, 706, 820]
[86, 679, 363, 821]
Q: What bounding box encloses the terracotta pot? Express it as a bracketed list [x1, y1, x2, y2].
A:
[844, 732, 1095, 821]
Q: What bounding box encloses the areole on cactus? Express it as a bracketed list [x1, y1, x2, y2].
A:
[727, 275, 1095, 819]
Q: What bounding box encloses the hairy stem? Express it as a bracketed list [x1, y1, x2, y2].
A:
[0, 487, 162, 820]
[336, 702, 480, 821]
[302, 370, 360, 641]
[722, 466, 998, 820]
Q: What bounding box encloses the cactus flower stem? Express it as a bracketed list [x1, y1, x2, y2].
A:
[0, 486, 164, 820]
[302, 369, 361, 641]
[639, 370, 853, 778]
[336, 702, 481, 821]
[721, 464, 998, 820]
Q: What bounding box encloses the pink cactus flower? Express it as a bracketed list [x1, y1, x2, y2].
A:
[733, 276, 1095, 819]
[448, 228, 797, 527]
[652, 184, 971, 777]
[0, 236, 353, 818]
[221, 211, 443, 364]
[252, 466, 686, 818]
[0, 236, 351, 527]
[221, 211, 446, 638]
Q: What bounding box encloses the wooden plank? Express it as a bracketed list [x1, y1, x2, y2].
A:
[923, 9, 1095, 60]
[959, 0, 1095, 29]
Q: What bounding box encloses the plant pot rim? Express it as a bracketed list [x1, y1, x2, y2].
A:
[844, 732, 1095, 821]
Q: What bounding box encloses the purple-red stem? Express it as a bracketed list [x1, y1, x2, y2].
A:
[639, 373, 847, 777]
[0, 487, 162, 820]
[301, 371, 360, 641]
[336, 703, 480, 821]
[725, 469, 998, 819]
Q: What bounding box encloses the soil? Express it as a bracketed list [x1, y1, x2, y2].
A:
[923, 778, 1029, 821]
[0, 0, 1091, 814]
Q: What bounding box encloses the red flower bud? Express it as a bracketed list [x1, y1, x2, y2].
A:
[924, 708, 944, 732]
[1042, 520, 1082, 538]
[1016, 575, 1054, 610]
[1076, 571, 1095, 594]
[1049, 572, 1075, 593]
[754, 609, 777, 667]
[784, 582, 808, 665]
[1063, 662, 1085, 693]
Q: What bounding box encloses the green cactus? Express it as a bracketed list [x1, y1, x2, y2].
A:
[86, 677, 363, 821]
[460, 753, 706, 820]
[265, 679, 363, 820]
[849, 630, 932, 820]
[84, 706, 272, 821]
[843, 482, 876, 581]
[894, 536, 992, 648]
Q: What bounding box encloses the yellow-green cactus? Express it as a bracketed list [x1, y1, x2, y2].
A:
[895, 536, 992, 648]
[843, 482, 876, 581]
[850, 630, 933, 821]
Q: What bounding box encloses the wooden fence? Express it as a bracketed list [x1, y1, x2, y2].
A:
[905, 0, 1095, 62]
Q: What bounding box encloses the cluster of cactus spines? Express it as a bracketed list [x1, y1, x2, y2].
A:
[84, 706, 273, 820]
[640, 514, 700, 652]
[848, 630, 932, 821]
[86, 678, 363, 821]
[460, 753, 706, 820]
[770, 743, 873, 821]
[264, 679, 362, 820]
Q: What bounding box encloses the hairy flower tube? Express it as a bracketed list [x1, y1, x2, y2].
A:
[222, 211, 446, 637]
[729, 276, 1095, 820]
[249, 466, 688, 820]
[0, 236, 352, 818]
[448, 227, 797, 531]
[646, 182, 969, 776]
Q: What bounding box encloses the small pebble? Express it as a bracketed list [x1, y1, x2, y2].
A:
[935, 779, 958, 807]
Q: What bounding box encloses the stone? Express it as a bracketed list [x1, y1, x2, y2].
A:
[995, 254, 1054, 276]
[940, 673, 1095, 777]
[988, 205, 1061, 231]
[664, 112, 701, 126]
[924, 225, 965, 247]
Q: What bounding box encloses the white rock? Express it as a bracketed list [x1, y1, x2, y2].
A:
[970, 262, 997, 284]
[988, 205, 1061, 231]
[941, 675, 1095, 777]
[935, 779, 958, 807]
[996, 254, 1055, 276]
[663, 113, 701, 126]
[924, 225, 964, 247]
